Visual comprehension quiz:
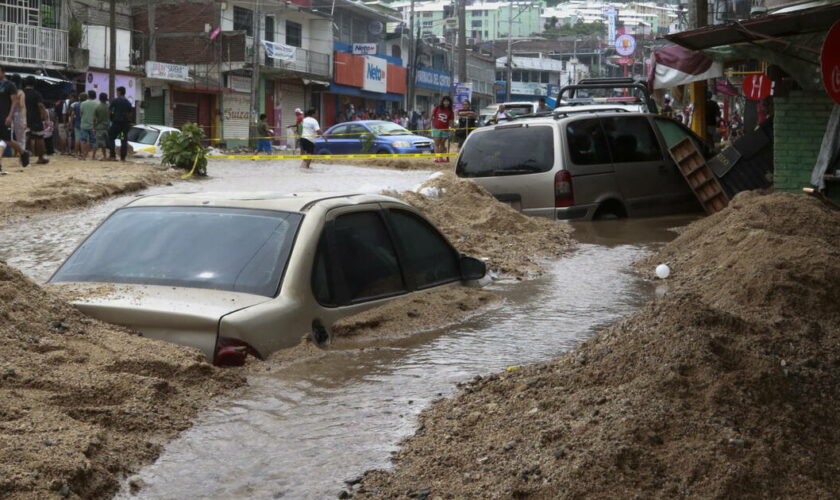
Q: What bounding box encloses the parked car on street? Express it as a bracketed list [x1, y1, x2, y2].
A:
[313, 120, 434, 155]
[49, 192, 486, 365]
[478, 101, 541, 125]
[554, 78, 658, 115]
[115, 124, 180, 158]
[455, 112, 708, 220]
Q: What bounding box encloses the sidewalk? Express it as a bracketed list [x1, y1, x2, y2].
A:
[0, 156, 179, 225]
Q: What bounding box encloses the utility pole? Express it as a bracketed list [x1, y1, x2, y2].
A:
[457, 0, 466, 85]
[250, 0, 262, 144]
[109, 0, 116, 97]
[408, 0, 415, 111]
[148, 2, 156, 61]
[505, 1, 513, 101]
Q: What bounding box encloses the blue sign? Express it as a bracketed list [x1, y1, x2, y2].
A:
[416, 67, 452, 91]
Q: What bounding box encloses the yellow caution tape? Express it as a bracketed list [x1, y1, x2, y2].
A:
[181, 153, 201, 179]
[207, 153, 458, 160]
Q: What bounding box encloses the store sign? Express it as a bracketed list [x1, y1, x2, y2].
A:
[605, 7, 617, 45]
[264, 40, 296, 62]
[615, 34, 636, 56]
[352, 43, 377, 55]
[416, 67, 452, 91]
[453, 82, 472, 110]
[511, 81, 548, 96]
[743, 73, 773, 101]
[145, 61, 189, 82]
[363, 55, 387, 93]
[86, 71, 137, 104]
[822, 20, 840, 105]
[228, 75, 252, 93]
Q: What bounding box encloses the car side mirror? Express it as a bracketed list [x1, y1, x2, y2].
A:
[460, 255, 486, 281]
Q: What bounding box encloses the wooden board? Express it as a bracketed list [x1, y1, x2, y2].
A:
[669, 138, 729, 215]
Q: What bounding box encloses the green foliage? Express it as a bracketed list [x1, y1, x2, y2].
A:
[543, 21, 606, 38]
[359, 132, 375, 153]
[161, 123, 209, 176]
[68, 17, 83, 48]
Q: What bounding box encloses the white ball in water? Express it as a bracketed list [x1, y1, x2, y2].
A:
[655, 264, 671, 279]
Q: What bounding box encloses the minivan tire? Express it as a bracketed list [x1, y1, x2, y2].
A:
[593, 201, 627, 220]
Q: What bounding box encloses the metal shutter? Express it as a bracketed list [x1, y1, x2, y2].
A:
[143, 95, 165, 125]
[279, 82, 305, 131]
[173, 103, 197, 129]
[222, 92, 251, 142]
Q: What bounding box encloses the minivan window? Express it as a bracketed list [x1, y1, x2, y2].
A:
[388, 209, 460, 289]
[566, 119, 611, 165]
[51, 207, 302, 297]
[332, 211, 405, 303]
[602, 116, 663, 163]
[457, 125, 554, 177]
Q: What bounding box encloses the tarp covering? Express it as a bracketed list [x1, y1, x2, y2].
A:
[649, 45, 723, 90]
[811, 104, 840, 189]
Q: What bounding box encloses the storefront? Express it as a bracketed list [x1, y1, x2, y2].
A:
[414, 66, 452, 118]
[141, 61, 191, 127]
[170, 87, 221, 141]
[323, 42, 407, 127]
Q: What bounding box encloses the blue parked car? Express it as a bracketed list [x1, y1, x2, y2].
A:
[313, 120, 434, 155]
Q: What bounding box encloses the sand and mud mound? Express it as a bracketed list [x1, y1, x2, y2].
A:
[0, 262, 243, 499]
[392, 172, 574, 278]
[265, 286, 501, 368]
[354, 192, 840, 498]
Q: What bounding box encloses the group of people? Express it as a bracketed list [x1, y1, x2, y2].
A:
[0, 64, 134, 174]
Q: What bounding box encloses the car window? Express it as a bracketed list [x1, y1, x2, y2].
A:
[388, 209, 460, 289]
[126, 127, 159, 145]
[566, 118, 611, 165]
[368, 121, 410, 135]
[332, 211, 405, 303]
[311, 234, 334, 306]
[456, 125, 554, 177]
[327, 125, 349, 139]
[655, 118, 695, 149]
[51, 207, 302, 297]
[346, 124, 368, 139]
[602, 116, 662, 163]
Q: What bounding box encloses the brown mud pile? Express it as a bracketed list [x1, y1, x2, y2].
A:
[265, 286, 500, 368]
[391, 172, 574, 278]
[0, 262, 243, 499]
[0, 158, 179, 225]
[354, 192, 840, 498]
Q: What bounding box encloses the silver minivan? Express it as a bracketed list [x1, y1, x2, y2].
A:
[455, 112, 705, 220]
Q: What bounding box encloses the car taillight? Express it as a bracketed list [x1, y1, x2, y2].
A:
[555, 170, 574, 207]
[214, 337, 260, 367]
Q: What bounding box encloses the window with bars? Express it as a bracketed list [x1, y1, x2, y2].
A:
[233, 6, 253, 37]
[285, 20, 302, 47]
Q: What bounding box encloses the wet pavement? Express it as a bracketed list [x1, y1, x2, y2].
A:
[0, 159, 694, 499]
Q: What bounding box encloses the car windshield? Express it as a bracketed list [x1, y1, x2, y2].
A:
[368, 122, 410, 135]
[51, 206, 303, 297]
[456, 125, 554, 177]
[126, 127, 160, 145]
[560, 87, 647, 104]
[504, 105, 534, 116]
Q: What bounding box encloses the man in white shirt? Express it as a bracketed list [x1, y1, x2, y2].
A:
[300, 108, 322, 169]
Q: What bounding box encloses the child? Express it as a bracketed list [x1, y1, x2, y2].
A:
[256, 114, 273, 154]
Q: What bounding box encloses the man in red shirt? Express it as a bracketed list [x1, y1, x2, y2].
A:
[431, 96, 454, 163]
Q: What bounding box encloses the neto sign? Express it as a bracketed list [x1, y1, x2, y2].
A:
[363, 56, 387, 93]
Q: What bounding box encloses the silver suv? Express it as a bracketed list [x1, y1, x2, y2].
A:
[455, 112, 706, 220]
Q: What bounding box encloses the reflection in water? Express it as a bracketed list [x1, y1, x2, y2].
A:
[570, 214, 700, 247]
[118, 244, 657, 500]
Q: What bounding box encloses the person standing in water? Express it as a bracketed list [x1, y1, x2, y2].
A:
[431, 96, 454, 163]
[299, 108, 322, 169]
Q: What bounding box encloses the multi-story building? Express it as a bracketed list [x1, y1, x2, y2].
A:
[395, 1, 545, 42]
[322, 0, 408, 127]
[0, 0, 70, 98]
[494, 55, 567, 101]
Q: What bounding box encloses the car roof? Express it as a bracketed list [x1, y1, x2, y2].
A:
[131, 124, 180, 133]
[471, 111, 657, 131]
[123, 191, 411, 213]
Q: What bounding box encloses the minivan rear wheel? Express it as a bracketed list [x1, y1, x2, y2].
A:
[593, 200, 627, 220]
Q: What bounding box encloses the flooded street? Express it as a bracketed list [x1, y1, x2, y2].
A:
[0, 160, 694, 499]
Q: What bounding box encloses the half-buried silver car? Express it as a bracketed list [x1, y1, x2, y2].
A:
[49, 192, 486, 365]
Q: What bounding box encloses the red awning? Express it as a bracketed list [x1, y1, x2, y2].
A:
[665, 3, 840, 51]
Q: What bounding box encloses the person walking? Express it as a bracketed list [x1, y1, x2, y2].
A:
[256, 113, 272, 154]
[0, 66, 30, 172]
[286, 108, 303, 153]
[23, 76, 49, 164]
[70, 93, 85, 157]
[431, 96, 454, 163]
[107, 86, 133, 161]
[9, 74, 26, 152]
[299, 108, 321, 169]
[93, 92, 110, 160]
[78, 90, 98, 160]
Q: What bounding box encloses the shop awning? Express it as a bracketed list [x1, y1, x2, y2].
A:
[664, 3, 840, 51]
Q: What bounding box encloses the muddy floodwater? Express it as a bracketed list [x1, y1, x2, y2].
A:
[0, 159, 696, 499]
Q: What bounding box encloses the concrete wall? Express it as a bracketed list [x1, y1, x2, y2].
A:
[774, 91, 835, 193]
[71, 0, 132, 30]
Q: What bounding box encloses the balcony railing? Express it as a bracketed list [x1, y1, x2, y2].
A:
[264, 46, 331, 79]
[0, 21, 68, 67]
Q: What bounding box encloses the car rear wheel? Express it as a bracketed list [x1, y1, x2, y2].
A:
[376, 149, 390, 155]
[593, 200, 627, 220]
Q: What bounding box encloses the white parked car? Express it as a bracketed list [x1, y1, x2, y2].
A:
[49, 192, 487, 365]
[115, 124, 180, 158]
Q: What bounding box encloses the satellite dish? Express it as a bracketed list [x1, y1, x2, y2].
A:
[368, 20, 383, 35]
